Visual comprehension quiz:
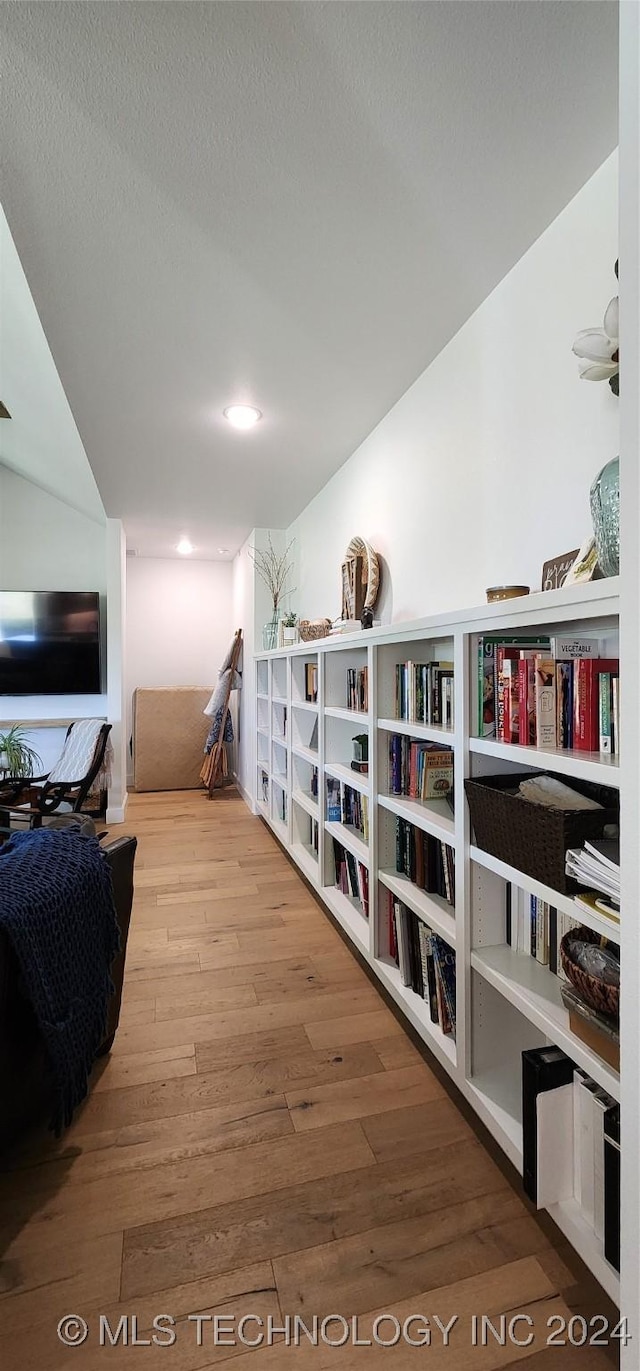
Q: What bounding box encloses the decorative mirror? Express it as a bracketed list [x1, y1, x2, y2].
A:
[341, 537, 380, 622]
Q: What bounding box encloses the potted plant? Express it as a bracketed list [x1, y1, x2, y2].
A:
[249, 536, 296, 649]
[0, 726, 42, 781]
[280, 610, 298, 646]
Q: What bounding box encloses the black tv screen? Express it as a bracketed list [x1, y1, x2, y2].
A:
[0, 591, 101, 695]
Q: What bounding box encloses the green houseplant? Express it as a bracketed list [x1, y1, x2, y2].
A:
[249, 536, 296, 649]
[0, 726, 42, 780]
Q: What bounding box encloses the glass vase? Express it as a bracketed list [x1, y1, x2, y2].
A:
[262, 615, 279, 650]
[590, 456, 619, 577]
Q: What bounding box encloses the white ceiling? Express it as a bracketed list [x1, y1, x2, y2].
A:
[0, 1, 618, 559]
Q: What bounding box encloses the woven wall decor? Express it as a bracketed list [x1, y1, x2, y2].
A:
[341, 537, 380, 621]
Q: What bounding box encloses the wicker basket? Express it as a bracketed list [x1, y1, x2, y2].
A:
[298, 618, 332, 642]
[464, 771, 619, 893]
[560, 926, 620, 1021]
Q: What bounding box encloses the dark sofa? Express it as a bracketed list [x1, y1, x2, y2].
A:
[0, 830, 137, 1150]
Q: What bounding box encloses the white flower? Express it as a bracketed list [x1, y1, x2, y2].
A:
[573, 295, 619, 381]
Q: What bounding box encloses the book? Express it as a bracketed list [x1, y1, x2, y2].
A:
[612, 675, 620, 754]
[477, 635, 549, 739]
[573, 890, 620, 928]
[599, 672, 612, 754]
[549, 635, 604, 658]
[573, 658, 619, 752]
[534, 657, 557, 748]
[556, 661, 574, 749]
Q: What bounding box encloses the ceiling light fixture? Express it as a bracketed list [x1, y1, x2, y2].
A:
[223, 404, 262, 430]
[218, 547, 230, 555]
[176, 537, 194, 555]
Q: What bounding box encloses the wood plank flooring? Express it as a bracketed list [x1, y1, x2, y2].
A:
[0, 790, 618, 1369]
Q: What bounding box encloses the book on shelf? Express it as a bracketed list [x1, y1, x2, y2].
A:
[478, 634, 620, 755]
[388, 734, 453, 801]
[304, 662, 318, 703]
[507, 886, 581, 976]
[310, 766, 318, 798]
[394, 816, 455, 906]
[326, 777, 341, 822]
[332, 838, 368, 918]
[478, 635, 549, 739]
[394, 660, 454, 729]
[386, 891, 456, 1036]
[346, 666, 368, 712]
[341, 782, 369, 842]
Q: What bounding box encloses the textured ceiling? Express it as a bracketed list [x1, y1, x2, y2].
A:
[0, 1, 618, 558]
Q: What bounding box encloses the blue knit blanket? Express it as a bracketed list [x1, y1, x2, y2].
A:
[0, 827, 119, 1133]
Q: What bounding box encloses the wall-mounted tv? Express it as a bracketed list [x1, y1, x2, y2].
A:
[0, 591, 102, 696]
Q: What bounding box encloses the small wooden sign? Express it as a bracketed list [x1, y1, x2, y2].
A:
[541, 550, 580, 592]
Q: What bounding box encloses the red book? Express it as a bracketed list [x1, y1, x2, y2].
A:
[573, 658, 619, 751]
[518, 658, 529, 744]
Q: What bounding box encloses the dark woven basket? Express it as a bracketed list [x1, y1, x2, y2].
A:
[560, 926, 620, 1021]
[464, 771, 619, 893]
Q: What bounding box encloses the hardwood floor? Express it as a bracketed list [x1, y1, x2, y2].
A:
[0, 790, 618, 1368]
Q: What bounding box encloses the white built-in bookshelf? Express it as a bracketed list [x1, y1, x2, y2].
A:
[254, 578, 625, 1305]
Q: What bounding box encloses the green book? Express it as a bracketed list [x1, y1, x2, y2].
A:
[599, 671, 612, 754]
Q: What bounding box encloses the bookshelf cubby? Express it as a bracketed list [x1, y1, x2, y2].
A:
[254, 577, 623, 1304]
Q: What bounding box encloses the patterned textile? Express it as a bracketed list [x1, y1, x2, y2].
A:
[203, 639, 242, 752]
[0, 827, 119, 1133]
[47, 720, 105, 784]
[204, 704, 233, 753]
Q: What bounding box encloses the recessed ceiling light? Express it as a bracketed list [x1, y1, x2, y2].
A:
[223, 404, 262, 430]
[218, 547, 230, 555]
[176, 537, 194, 555]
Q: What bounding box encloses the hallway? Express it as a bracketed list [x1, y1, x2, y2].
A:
[0, 791, 616, 1369]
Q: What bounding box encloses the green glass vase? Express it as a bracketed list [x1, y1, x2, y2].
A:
[590, 456, 619, 577]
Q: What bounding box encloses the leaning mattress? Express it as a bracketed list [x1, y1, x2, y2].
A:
[132, 686, 212, 791]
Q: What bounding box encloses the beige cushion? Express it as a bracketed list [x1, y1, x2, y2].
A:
[133, 687, 212, 791]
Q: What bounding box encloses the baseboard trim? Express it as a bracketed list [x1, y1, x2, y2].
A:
[234, 777, 256, 814]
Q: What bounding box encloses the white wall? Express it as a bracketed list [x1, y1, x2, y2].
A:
[287, 153, 619, 623]
[232, 536, 255, 806]
[0, 466, 109, 770]
[125, 555, 234, 779]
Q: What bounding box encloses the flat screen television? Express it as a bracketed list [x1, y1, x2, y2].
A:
[0, 591, 101, 695]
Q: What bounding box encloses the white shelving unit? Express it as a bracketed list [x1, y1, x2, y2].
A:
[254, 578, 624, 1305]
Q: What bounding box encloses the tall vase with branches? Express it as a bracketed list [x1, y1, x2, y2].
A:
[249, 536, 296, 649]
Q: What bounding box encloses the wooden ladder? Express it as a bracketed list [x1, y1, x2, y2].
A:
[200, 628, 243, 798]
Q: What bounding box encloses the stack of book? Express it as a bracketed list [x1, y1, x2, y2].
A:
[478, 633, 619, 754]
[347, 666, 368, 712]
[333, 839, 369, 918]
[326, 778, 369, 842]
[395, 817, 455, 906]
[566, 835, 621, 916]
[304, 663, 318, 703]
[388, 735, 453, 801]
[387, 893, 456, 1036]
[507, 888, 580, 975]
[395, 660, 454, 728]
